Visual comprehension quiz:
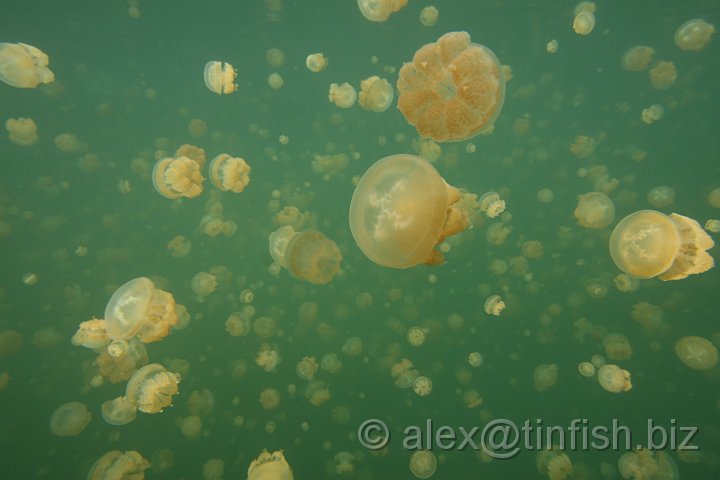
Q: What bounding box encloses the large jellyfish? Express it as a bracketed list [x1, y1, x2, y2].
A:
[0, 42, 55, 88]
[349, 154, 478, 268]
[247, 450, 294, 480]
[397, 31, 505, 142]
[609, 210, 715, 280]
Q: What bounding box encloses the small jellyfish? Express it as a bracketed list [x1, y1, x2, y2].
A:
[357, 0, 408, 22]
[6, 117, 38, 146]
[577, 361, 595, 377]
[412, 376, 433, 396]
[573, 11, 596, 36]
[281, 229, 342, 284]
[125, 363, 181, 414]
[397, 31, 505, 142]
[0, 42, 55, 88]
[349, 154, 478, 268]
[186, 389, 216, 417]
[152, 156, 205, 199]
[256, 344, 281, 372]
[406, 326, 427, 347]
[649, 61, 677, 90]
[358, 76, 394, 112]
[533, 363, 558, 392]
[705, 219, 720, 233]
[574, 192, 615, 229]
[468, 352, 483, 367]
[296, 356, 319, 381]
[305, 53, 327, 72]
[646, 186, 674, 208]
[484, 295, 505, 316]
[86, 451, 150, 480]
[609, 210, 715, 280]
[71, 318, 109, 349]
[479, 191, 506, 218]
[225, 312, 252, 337]
[537, 448, 573, 480]
[191, 272, 217, 298]
[419, 6, 439, 27]
[328, 82, 357, 108]
[409, 450, 437, 478]
[266, 48, 285, 67]
[180, 415, 202, 439]
[603, 333, 633, 361]
[49, 401, 92, 436]
[268, 72, 283, 89]
[674, 336, 718, 370]
[203, 61, 237, 94]
[247, 450, 294, 480]
[641, 105, 664, 125]
[208, 154, 250, 193]
[342, 337, 363, 356]
[674, 19, 715, 52]
[101, 396, 138, 425]
[597, 364, 632, 393]
[621, 45, 655, 72]
[259, 387, 281, 410]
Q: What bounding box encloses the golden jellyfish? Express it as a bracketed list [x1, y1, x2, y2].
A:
[334, 451, 354, 474]
[420, 6, 439, 27]
[649, 61, 677, 90]
[259, 387, 281, 410]
[191, 272, 217, 298]
[358, 76, 394, 112]
[101, 396, 138, 426]
[125, 363, 180, 414]
[412, 376, 433, 396]
[479, 191, 506, 218]
[646, 186, 674, 208]
[574, 192, 615, 229]
[6, 117, 38, 146]
[152, 156, 204, 199]
[180, 415, 202, 439]
[342, 337, 363, 356]
[186, 389, 216, 417]
[104, 277, 177, 343]
[96, 339, 149, 383]
[268, 72, 283, 89]
[468, 352, 483, 367]
[533, 363, 558, 392]
[208, 154, 250, 193]
[256, 345, 281, 372]
[328, 82, 357, 108]
[349, 154, 478, 268]
[397, 31, 505, 142]
[609, 210, 715, 280]
[320, 353, 342, 373]
[71, 318, 109, 349]
[618, 449, 678, 480]
[705, 219, 720, 233]
[621, 45, 655, 72]
[406, 326, 427, 346]
[203, 459, 225, 480]
[674, 336, 718, 370]
[167, 235, 192, 257]
[87, 451, 150, 480]
[305, 53, 327, 72]
[266, 48, 285, 67]
[175, 143, 207, 169]
[49, 401, 92, 436]
[0, 42, 54, 88]
[247, 450, 294, 480]
[357, 0, 407, 22]
[296, 356, 319, 381]
[409, 450, 437, 478]
[573, 11, 596, 36]
[597, 364, 632, 393]
[305, 380, 331, 406]
[577, 361, 595, 377]
[537, 448, 573, 480]
[225, 312, 252, 337]
[641, 104, 664, 125]
[674, 19, 715, 52]
[484, 295, 505, 316]
[203, 61, 237, 94]
[54, 133, 81, 153]
[280, 229, 342, 284]
[603, 333, 633, 361]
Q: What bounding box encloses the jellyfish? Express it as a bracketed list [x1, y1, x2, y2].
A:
[397, 31, 505, 142]
[6, 117, 38, 146]
[151, 449, 175, 474]
[574, 192, 615, 229]
[674, 336, 718, 370]
[186, 389, 216, 417]
[191, 272, 217, 298]
[180, 415, 203, 439]
[247, 450, 294, 480]
[357, 0, 408, 22]
[621, 45, 655, 72]
[203, 61, 237, 94]
[259, 387, 281, 410]
[412, 376, 433, 396]
[101, 396, 138, 425]
[407, 326, 427, 347]
[577, 362, 595, 377]
[597, 364, 632, 393]
[152, 156, 204, 199]
[226, 312, 252, 337]
[254, 317, 277, 338]
[537, 448, 573, 480]
[468, 352, 483, 367]
[167, 235, 192, 257]
[96, 338, 149, 383]
[533, 364, 558, 392]
[278, 229, 342, 284]
[305, 380, 331, 406]
[268, 72, 283, 90]
[649, 61, 677, 90]
[609, 210, 715, 280]
[49, 401, 92, 436]
[358, 76, 394, 112]
[603, 333, 633, 361]
[349, 154, 479, 268]
[342, 337, 363, 356]
[125, 363, 181, 414]
[674, 19, 715, 52]
[208, 154, 250, 193]
[296, 356, 319, 381]
[409, 450, 437, 478]
[333, 451, 354, 474]
[87, 451, 150, 480]
[641, 105, 664, 125]
[175, 144, 207, 169]
[328, 82, 357, 108]
[256, 345, 281, 372]
[573, 11, 596, 36]
[266, 48, 285, 67]
[420, 6, 439, 27]
[484, 295, 505, 316]
[479, 191, 506, 218]
[71, 318, 109, 349]
[305, 53, 327, 72]
[646, 186, 674, 208]
[320, 353, 342, 373]
[618, 449, 678, 480]
[0, 42, 54, 88]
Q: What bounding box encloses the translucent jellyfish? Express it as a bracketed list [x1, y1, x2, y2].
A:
[186, 389, 216, 416]
[202, 459, 224, 480]
[334, 451, 354, 474]
[296, 356, 318, 381]
[305, 53, 327, 72]
[412, 376, 433, 396]
[268, 72, 283, 89]
[574, 192, 615, 229]
[397, 31, 505, 142]
[256, 344, 281, 372]
[328, 82, 357, 108]
[646, 186, 674, 208]
[305, 380, 331, 406]
[618, 449, 678, 480]
[269, 226, 297, 268]
[71, 318, 109, 348]
[191, 272, 217, 298]
[225, 312, 252, 337]
[468, 352, 483, 367]
[649, 61, 677, 90]
[479, 191, 506, 218]
[151, 449, 175, 474]
[259, 387, 281, 410]
[349, 154, 478, 268]
[358, 76, 394, 112]
[597, 364, 632, 393]
[167, 235, 192, 257]
[407, 326, 427, 346]
[603, 333, 633, 361]
[49, 401, 92, 436]
[484, 295, 505, 316]
[152, 156, 204, 199]
[674, 19, 715, 52]
[420, 6, 439, 27]
[705, 219, 720, 233]
[175, 143, 207, 169]
[533, 363, 558, 392]
[87, 451, 150, 480]
[320, 353, 342, 373]
[180, 415, 202, 439]
[342, 336, 363, 356]
[203, 61, 237, 94]
[104, 277, 178, 343]
[537, 448, 573, 480]
[247, 450, 294, 480]
[674, 336, 718, 370]
[6, 117, 38, 146]
[266, 48, 285, 67]
[609, 210, 715, 280]
[125, 363, 181, 414]
[283, 229, 342, 284]
[101, 396, 138, 425]
[253, 316, 277, 338]
[577, 362, 595, 377]
[357, 0, 408, 22]
[621, 46, 655, 72]
[409, 450, 437, 478]
[0, 42, 55, 88]
[641, 105, 664, 125]
[208, 154, 250, 193]
[573, 11, 596, 35]
[96, 339, 149, 383]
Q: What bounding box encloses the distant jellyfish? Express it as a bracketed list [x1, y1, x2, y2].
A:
[641, 105, 664, 125]
[259, 387, 281, 410]
[320, 353, 342, 373]
[358, 76, 394, 112]
[282, 229, 342, 284]
[573, 10, 596, 35]
[675, 336, 718, 370]
[180, 415, 202, 439]
[349, 154, 479, 268]
[674, 19, 715, 51]
[268, 72, 283, 89]
[407, 326, 427, 347]
[537, 448, 573, 480]
[305, 53, 327, 72]
[208, 154, 250, 193]
[618, 450, 678, 480]
[191, 272, 217, 298]
[101, 396, 138, 425]
[412, 376, 433, 396]
[125, 363, 181, 414]
[609, 210, 715, 280]
[296, 356, 319, 381]
[49, 401, 92, 436]
[152, 156, 204, 199]
[256, 344, 281, 372]
[479, 191, 506, 218]
[6, 117, 38, 146]
[266, 48, 285, 67]
[357, 0, 408, 22]
[468, 352, 483, 367]
[597, 364, 632, 393]
[646, 186, 674, 208]
[203, 61, 237, 94]
[247, 450, 294, 480]
[577, 362, 595, 377]
[328, 82, 357, 108]
[574, 192, 615, 228]
[341, 337, 363, 356]
[87, 451, 150, 479]
[409, 450, 437, 478]
[225, 312, 252, 337]
[705, 219, 720, 233]
[533, 364, 558, 392]
[203, 459, 224, 480]
[419, 6, 439, 27]
[621, 45, 655, 72]
[0, 42, 55, 88]
[649, 61, 677, 90]
[397, 31, 505, 142]
[96, 339, 149, 383]
[71, 318, 109, 349]
[186, 389, 216, 417]
[603, 333, 633, 361]
[484, 295, 505, 316]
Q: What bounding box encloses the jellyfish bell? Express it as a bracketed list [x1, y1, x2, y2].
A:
[328, 82, 357, 108]
[409, 450, 437, 478]
[609, 210, 715, 281]
[49, 401, 92, 436]
[284, 230, 342, 284]
[208, 154, 250, 193]
[597, 364, 632, 393]
[87, 451, 150, 480]
[357, 0, 408, 22]
[674, 18, 715, 52]
[397, 31, 505, 142]
[101, 396, 138, 425]
[152, 156, 205, 199]
[247, 450, 294, 480]
[0, 42, 55, 88]
[574, 192, 614, 229]
[349, 154, 476, 268]
[125, 363, 180, 414]
[269, 225, 298, 268]
[203, 61, 237, 94]
[305, 53, 327, 72]
[675, 336, 718, 370]
[358, 76, 394, 112]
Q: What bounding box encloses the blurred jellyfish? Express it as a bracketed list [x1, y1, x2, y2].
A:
[358, 76, 394, 112]
[191, 272, 217, 299]
[49, 401, 92, 436]
[409, 450, 437, 478]
[268, 72, 283, 89]
[180, 415, 203, 439]
[479, 191, 506, 218]
[320, 353, 342, 373]
[259, 388, 281, 410]
[305, 380, 331, 406]
[167, 235, 192, 257]
[225, 312, 252, 337]
[328, 82, 357, 108]
[203, 459, 224, 480]
[86, 451, 150, 480]
[247, 450, 294, 480]
[484, 295, 505, 316]
[101, 396, 138, 426]
[597, 364, 632, 393]
[573, 10, 595, 35]
[603, 333, 633, 361]
[537, 448, 573, 480]
[675, 336, 718, 370]
[71, 318, 109, 349]
[357, 0, 407, 22]
[649, 61, 677, 90]
[621, 45, 655, 72]
[574, 192, 614, 229]
[125, 363, 180, 414]
[152, 156, 204, 199]
[296, 356, 319, 381]
[306, 53, 327, 72]
[334, 451, 354, 474]
[468, 352, 483, 367]
[6, 117, 38, 146]
[208, 154, 250, 193]
[412, 376, 433, 396]
[186, 389, 216, 417]
[577, 362, 595, 377]
[204, 61, 237, 94]
[609, 210, 715, 280]
[96, 338, 149, 383]
[407, 326, 427, 347]
[397, 31, 505, 142]
[0, 42, 54, 88]
[419, 6, 439, 27]
[272, 229, 342, 284]
[151, 449, 175, 474]
[641, 105, 664, 125]
[674, 19, 715, 51]
[533, 364, 558, 392]
[341, 337, 363, 356]
[256, 344, 281, 372]
[618, 449, 678, 480]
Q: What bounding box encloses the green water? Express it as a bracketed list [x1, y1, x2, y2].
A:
[1, 0, 719, 478]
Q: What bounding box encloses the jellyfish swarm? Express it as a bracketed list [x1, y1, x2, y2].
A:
[0, 42, 54, 88]
[203, 61, 237, 94]
[247, 450, 294, 480]
[397, 31, 505, 142]
[268, 226, 342, 284]
[609, 210, 715, 281]
[349, 154, 476, 268]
